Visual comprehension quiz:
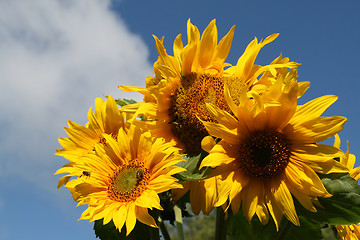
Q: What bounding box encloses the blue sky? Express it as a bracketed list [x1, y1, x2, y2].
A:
[0, 0, 359, 239]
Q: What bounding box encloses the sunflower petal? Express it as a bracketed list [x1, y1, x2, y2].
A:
[136, 206, 158, 228]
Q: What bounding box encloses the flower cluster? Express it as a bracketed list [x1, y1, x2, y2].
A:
[56, 19, 359, 239]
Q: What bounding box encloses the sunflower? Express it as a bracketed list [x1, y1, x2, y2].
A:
[199, 78, 349, 229]
[334, 135, 360, 240]
[56, 95, 125, 158]
[334, 134, 360, 181]
[56, 95, 126, 188]
[336, 224, 360, 240]
[55, 123, 185, 235]
[119, 19, 299, 155]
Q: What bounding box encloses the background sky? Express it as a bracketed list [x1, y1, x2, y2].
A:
[1, 0, 359, 239]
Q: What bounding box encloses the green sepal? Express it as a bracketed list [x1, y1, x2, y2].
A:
[114, 98, 137, 107]
[227, 210, 323, 240]
[174, 150, 213, 183]
[296, 173, 360, 225]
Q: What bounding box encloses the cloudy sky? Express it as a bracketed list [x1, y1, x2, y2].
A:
[1, 0, 359, 239]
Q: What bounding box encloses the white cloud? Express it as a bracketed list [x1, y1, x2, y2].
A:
[0, 0, 152, 192]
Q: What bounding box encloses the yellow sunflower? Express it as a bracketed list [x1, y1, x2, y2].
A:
[56, 95, 125, 158]
[334, 135, 360, 240]
[336, 224, 360, 240]
[119, 19, 299, 155]
[199, 78, 348, 229]
[55, 123, 185, 235]
[334, 134, 360, 181]
[56, 95, 126, 188]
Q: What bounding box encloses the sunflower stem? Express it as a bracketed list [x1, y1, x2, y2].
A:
[174, 205, 184, 240]
[158, 217, 171, 240]
[215, 207, 228, 240]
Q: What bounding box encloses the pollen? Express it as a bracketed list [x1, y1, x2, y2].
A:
[238, 130, 291, 178]
[107, 164, 149, 202]
[168, 72, 245, 155]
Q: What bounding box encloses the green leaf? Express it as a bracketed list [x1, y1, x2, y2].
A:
[174, 151, 213, 183]
[94, 219, 122, 240]
[283, 217, 323, 240]
[94, 218, 160, 240]
[296, 173, 360, 225]
[227, 210, 322, 240]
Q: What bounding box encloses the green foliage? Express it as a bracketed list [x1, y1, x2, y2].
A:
[94, 219, 122, 240]
[94, 218, 160, 240]
[296, 173, 360, 225]
[227, 210, 323, 240]
[227, 173, 360, 239]
[174, 151, 213, 183]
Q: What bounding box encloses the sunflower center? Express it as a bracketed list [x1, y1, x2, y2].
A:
[238, 130, 291, 178]
[108, 165, 149, 202]
[169, 73, 245, 155]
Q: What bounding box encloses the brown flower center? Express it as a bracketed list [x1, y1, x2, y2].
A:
[107, 164, 149, 202]
[168, 72, 246, 155]
[238, 130, 291, 178]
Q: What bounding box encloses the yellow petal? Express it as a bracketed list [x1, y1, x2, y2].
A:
[200, 141, 237, 168]
[334, 134, 341, 149]
[112, 204, 127, 230]
[135, 190, 162, 210]
[213, 25, 235, 66]
[118, 85, 154, 101]
[57, 175, 71, 189]
[291, 144, 349, 174]
[153, 35, 181, 76]
[126, 203, 137, 236]
[215, 171, 234, 207]
[201, 120, 240, 145]
[285, 161, 330, 196]
[242, 179, 261, 222]
[256, 201, 269, 225]
[229, 170, 249, 202]
[266, 192, 283, 231]
[290, 95, 338, 125]
[205, 102, 239, 130]
[136, 206, 158, 228]
[287, 116, 347, 143]
[173, 34, 183, 62]
[197, 19, 217, 69]
[286, 181, 317, 212]
[190, 180, 203, 215]
[202, 177, 218, 215]
[271, 178, 299, 226]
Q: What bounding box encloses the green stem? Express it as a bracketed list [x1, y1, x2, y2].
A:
[174, 205, 184, 240]
[278, 221, 292, 240]
[158, 217, 171, 240]
[215, 207, 228, 240]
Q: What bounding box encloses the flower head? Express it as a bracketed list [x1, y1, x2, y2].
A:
[56, 95, 126, 188]
[200, 78, 348, 229]
[55, 124, 184, 235]
[119, 19, 299, 155]
[56, 95, 125, 158]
